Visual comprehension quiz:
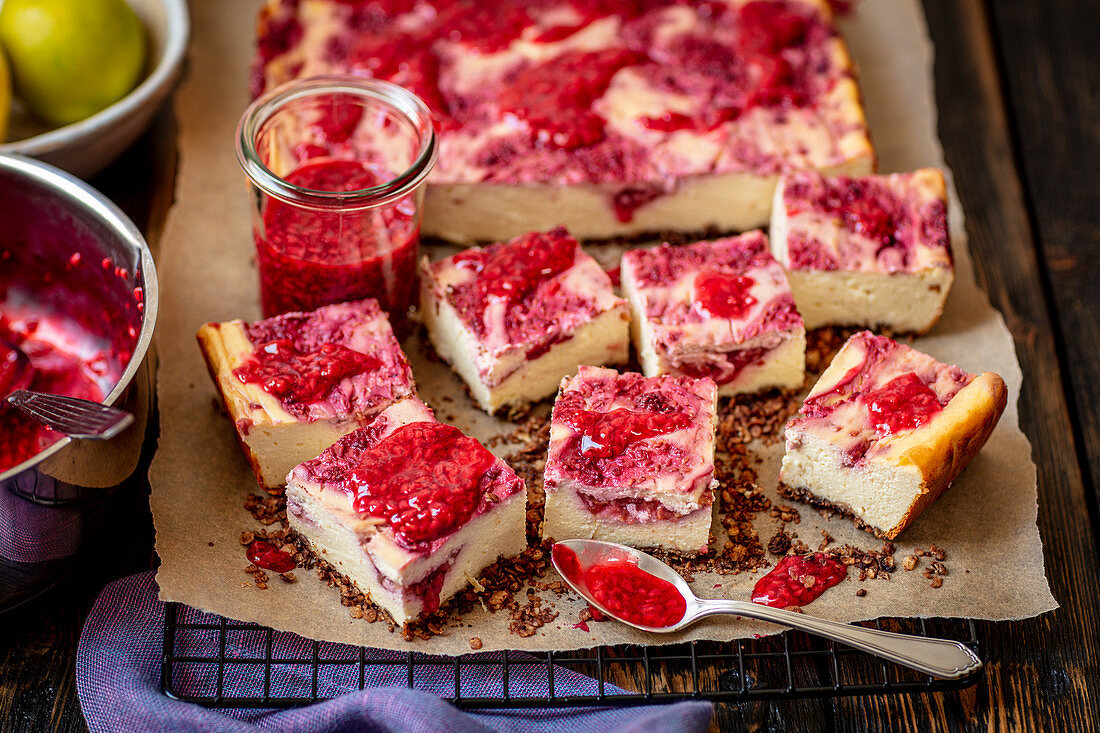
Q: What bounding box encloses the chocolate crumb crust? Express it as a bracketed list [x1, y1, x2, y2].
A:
[804, 326, 860, 375]
[823, 541, 897, 581]
[777, 482, 895, 540]
[717, 390, 801, 447]
[767, 530, 792, 556]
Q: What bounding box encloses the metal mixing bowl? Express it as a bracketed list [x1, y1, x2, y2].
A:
[0, 153, 158, 485]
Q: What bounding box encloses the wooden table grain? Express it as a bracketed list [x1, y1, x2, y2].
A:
[2, 0, 1098, 729]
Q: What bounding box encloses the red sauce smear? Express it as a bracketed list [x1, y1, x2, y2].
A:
[407, 560, 453, 614]
[562, 407, 692, 460]
[350, 422, 497, 551]
[256, 159, 419, 321]
[246, 539, 297, 573]
[234, 340, 379, 406]
[556, 405, 691, 485]
[672, 347, 768, 386]
[693, 271, 758, 319]
[499, 48, 644, 149]
[751, 553, 847, 608]
[611, 186, 664, 223]
[448, 228, 577, 335]
[553, 544, 687, 628]
[861, 372, 944, 435]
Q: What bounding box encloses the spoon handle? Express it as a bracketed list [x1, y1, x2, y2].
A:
[694, 599, 981, 680]
[6, 390, 134, 440]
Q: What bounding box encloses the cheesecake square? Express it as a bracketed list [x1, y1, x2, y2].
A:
[779, 331, 1006, 539]
[769, 168, 954, 333]
[420, 227, 630, 415]
[254, 0, 874, 243]
[620, 232, 806, 396]
[286, 398, 527, 625]
[541, 366, 718, 554]
[196, 299, 416, 490]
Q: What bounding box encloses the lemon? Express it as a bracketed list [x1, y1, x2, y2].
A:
[0, 48, 10, 140]
[0, 0, 147, 126]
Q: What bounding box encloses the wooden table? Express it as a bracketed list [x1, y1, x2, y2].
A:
[1, 0, 1097, 729]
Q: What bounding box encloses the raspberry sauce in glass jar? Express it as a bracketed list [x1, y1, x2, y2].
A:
[236, 76, 438, 330]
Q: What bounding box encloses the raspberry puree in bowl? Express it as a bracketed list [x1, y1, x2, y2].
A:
[0, 235, 139, 475]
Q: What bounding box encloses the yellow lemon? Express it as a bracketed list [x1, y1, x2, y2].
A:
[0, 0, 147, 126]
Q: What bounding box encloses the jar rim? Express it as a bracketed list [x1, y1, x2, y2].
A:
[235, 76, 438, 210]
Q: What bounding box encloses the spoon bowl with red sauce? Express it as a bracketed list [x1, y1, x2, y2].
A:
[552, 539, 981, 680]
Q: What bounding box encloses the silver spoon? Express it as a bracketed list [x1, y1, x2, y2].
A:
[552, 539, 981, 680]
[1, 337, 134, 440]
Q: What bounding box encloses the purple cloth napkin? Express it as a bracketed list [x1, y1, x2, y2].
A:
[0, 473, 82, 562]
[77, 573, 713, 732]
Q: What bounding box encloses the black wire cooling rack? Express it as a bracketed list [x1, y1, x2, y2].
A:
[161, 602, 981, 709]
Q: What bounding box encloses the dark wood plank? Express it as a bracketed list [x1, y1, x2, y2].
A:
[827, 1, 1100, 731]
[987, 0, 1100, 532]
[715, 0, 1100, 729]
[5, 0, 1100, 728]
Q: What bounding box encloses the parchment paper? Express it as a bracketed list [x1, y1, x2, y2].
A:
[150, 0, 1057, 654]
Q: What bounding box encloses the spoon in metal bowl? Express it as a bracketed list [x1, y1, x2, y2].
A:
[1, 337, 134, 440]
[552, 539, 982, 680]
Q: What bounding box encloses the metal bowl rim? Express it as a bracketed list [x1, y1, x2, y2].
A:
[0, 153, 159, 482]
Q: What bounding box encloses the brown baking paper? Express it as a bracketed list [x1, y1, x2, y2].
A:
[150, 0, 1057, 654]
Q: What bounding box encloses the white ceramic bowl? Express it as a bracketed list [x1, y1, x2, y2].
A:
[0, 0, 190, 178]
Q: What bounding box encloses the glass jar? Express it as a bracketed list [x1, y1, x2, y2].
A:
[235, 76, 437, 326]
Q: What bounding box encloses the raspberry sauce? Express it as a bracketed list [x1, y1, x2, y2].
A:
[670, 347, 769, 386]
[553, 544, 686, 628]
[562, 408, 692, 460]
[0, 343, 26, 395]
[783, 174, 952, 273]
[234, 340, 379, 407]
[693, 271, 758, 319]
[246, 539, 297, 573]
[259, 0, 830, 154]
[862, 372, 944, 435]
[447, 228, 577, 336]
[350, 422, 498, 551]
[255, 159, 419, 322]
[751, 553, 847, 608]
[556, 406, 692, 485]
[0, 325, 106, 473]
[500, 49, 644, 149]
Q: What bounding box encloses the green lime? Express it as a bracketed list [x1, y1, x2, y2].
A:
[0, 47, 10, 140]
[0, 0, 148, 126]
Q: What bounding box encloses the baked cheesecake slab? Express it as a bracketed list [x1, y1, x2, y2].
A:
[286, 398, 527, 625]
[620, 232, 806, 396]
[769, 168, 953, 332]
[197, 299, 415, 490]
[542, 366, 718, 554]
[779, 331, 1007, 539]
[253, 0, 874, 243]
[420, 227, 629, 415]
